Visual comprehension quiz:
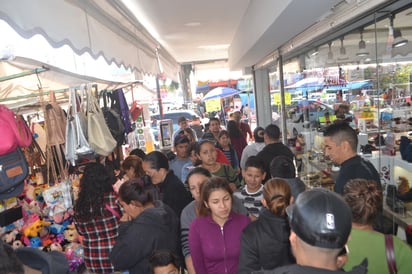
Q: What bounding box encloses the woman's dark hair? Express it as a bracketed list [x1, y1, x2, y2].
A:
[198, 177, 233, 216]
[195, 139, 215, 155]
[144, 151, 169, 171]
[122, 155, 145, 178]
[218, 130, 229, 139]
[186, 166, 212, 185]
[183, 127, 197, 142]
[270, 155, 296, 178]
[118, 178, 153, 206]
[129, 148, 146, 160]
[186, 142, 200, 159]
[226, 120, 243, 138]
[343, 179, 382, 226]
[263, 178, 291, 216]
[74, 163, 114, 220]
[149, 250, 182, 273]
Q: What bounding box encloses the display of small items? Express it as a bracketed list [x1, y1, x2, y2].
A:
[0, 182, 84, 272]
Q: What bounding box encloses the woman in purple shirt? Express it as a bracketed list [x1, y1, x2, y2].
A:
[189, 177, 250, 274]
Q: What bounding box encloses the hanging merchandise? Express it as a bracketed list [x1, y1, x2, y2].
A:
[100, 90, 125, 146]
[22, 133, 47, 184]
[127, 110, 155, 154]
[87, 85, 117, 156]
[0, 147, 29, 200]
[42, 90, 67, 185]
[114, 88, 133, 134]
[65, 88, 94, 166]
[0, 104, 33, 155]
[44, 91, 67, 146]
[42, 180, 73, 223]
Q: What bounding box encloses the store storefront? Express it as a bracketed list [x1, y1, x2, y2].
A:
[253, 1, 412, 241]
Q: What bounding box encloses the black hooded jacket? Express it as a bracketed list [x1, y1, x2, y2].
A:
[238, 208, 295, 273]
[110, 201, 180, 274]
[256, 142, 295, 182]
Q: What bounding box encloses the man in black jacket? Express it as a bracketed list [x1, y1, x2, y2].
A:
[256, 124, 294, 182]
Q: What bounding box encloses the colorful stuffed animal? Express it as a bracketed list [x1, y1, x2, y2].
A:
[23, 218, 51, 238]
[63, 224, 79, 243]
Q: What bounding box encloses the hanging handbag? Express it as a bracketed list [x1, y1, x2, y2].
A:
[44, 91, 66, 146]
[101, 90, 125, 146]
[384, 234, 398, 274]
[114, 88, 133, 134]
[87, 86, 117, 156]
[0, 147, 29, 200]
[0, 105, 33, 155]
[65, 88, 94, 166]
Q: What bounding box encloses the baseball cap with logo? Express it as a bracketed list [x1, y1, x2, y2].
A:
[286, 188, 352, 249]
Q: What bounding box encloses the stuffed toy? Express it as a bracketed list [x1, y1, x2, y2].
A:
[63, 224, 79, 243]
[2, 229, 18, 244]
[12, 240, 23, 249]
[23, 218, 51, 238]
[29, 237, 42, 248]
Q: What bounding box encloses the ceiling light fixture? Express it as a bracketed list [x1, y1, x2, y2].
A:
[390, 14, 408, 48]
[338, 37, 348, 61]
[311, 47, 319, 56]
[327, 42, 334, 64]
[356, 29, 369, 57]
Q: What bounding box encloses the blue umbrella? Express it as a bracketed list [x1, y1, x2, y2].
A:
[202, 87, 241, 101]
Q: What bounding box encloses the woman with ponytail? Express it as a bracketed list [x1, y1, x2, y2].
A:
[238, 178, 296, 274]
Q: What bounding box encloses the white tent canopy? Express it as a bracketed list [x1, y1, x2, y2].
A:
[0, 56, 156, 114]
[0, 0, 180, 81]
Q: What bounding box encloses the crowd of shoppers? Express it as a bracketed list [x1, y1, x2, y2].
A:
[4, 112, 407, 274]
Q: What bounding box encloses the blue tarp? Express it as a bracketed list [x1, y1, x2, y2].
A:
[237, 93, 255, 109]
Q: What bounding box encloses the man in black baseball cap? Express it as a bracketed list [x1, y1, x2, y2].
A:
[262, 188, 367, 274]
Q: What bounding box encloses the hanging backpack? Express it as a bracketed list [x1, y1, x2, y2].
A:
[0, 147, 29, 200]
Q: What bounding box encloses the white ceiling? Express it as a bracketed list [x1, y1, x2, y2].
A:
[125, 0, 342, 70]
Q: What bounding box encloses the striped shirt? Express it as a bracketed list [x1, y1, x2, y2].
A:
[233, 185, 264, 217]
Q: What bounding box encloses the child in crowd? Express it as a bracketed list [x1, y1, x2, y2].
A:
[233, 156, 265, 219]
[149, 250, 184, 274]
[217, 130, 240, 174]
[169, 134, 192, 182]
[195, 139, 240, 191]
[181, 142, 200, 185]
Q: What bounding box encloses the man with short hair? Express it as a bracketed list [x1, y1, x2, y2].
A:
[256, 124, 294, 182]
[240, 126, 265, 169]
[323, 122, 381, 194]
[323, 122, 386, 234]
[207, 117, 221, 141]
[263, 189, 368, 274]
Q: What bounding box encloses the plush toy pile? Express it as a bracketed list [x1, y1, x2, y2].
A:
[1, 178, 84, 272]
